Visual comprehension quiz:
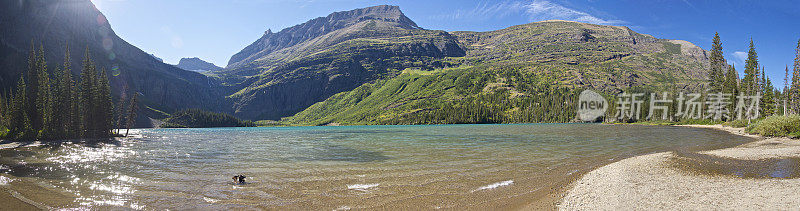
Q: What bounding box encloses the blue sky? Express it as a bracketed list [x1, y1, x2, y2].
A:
[93, 0, 800, 89]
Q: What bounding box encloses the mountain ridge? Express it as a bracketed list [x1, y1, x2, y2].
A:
[176, 57, 222, 72]
[0, 2, 713, 126]
[215, 5, 465, 120]
[213, 5, 711, 122]
[284, 19, 712, 125]
[225, 5, 420, 69]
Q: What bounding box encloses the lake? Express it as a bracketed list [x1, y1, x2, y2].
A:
[0, 124, 754, 210]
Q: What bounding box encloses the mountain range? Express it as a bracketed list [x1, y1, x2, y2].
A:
[0, 2, 711, 126]
[215, 5, 708, 124]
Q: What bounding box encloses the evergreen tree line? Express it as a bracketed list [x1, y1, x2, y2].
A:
[161, 108, 255, 128]
[791, 38, 800, 115]
[383, 85, 578, 125]
[706, 33, 800, 119]
[0, 43, 136, 141]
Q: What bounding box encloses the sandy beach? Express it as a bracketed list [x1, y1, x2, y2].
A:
[0, 189, 38, 211]
[559, 125, 800, 210]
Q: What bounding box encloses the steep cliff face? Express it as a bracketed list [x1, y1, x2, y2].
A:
[218, 5, 465, 120]
[0, 0, 229, 126]
[226, 5, 420, 69]
[176, 57, 222, 72]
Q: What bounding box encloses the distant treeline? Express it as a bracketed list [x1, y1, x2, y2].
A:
[161, 109, 256, 128]
[0, 43, 136, 141]
[704, 34, 800, 119]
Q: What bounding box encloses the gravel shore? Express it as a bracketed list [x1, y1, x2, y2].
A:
[558, 125, 800, 210]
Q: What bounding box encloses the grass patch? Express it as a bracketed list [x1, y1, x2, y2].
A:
[722, 119, 750, 128]
[745, 115, 800, 138]
[673, 118, 718, 125]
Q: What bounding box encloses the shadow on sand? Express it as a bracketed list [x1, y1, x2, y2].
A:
[670, 151, 800, 179]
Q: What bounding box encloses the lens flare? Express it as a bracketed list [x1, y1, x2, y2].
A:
[111, 66, 121, 76]
[96, 14, 106, 25]
[97, 26, 110, 37]
[102, 37, 113, 51]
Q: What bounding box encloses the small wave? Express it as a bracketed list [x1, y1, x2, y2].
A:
[203, 197, 219, 203]
[347, 183, 379, 190]
[0, 176, 12, 185]
[567, 169, 579, 175]
[334, 206, 351, 211]
[472, 180, 513, 192]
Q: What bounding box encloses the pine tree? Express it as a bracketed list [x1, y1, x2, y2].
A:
[74, 47, 115, 138]
[53, 44, 76, 139]
[762, 70, 775, 116]
[79, 47, 96, 138]
[11, 76, 32, 139]
[125, 93, 138, 136]
[25, 43, 41, 135]
[115, 84, 129, 135]
[0, 92, 5, 130]
[742, 39, 759, 96]
[709, 32, 725, 92]
[35, 45, 55, 139]
[792, 38, 800, 114]
[786, 65, 790, 115]
[96, 67, 114, 137]
[724, 64, 739, 120]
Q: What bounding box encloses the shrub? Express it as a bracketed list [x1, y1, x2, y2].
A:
[745, 115, 800, 138]
[722, 119, 750, 128]
[675, 118, 717, 125]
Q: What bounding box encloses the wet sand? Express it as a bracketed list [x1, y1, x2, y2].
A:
[0, 188, 39, 211]
[559, 125, 800, 210]
[0, 142, 39, 210]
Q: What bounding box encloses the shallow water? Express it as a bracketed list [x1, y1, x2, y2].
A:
[0, 124, 754, 209]
[671, 151, 800, 179]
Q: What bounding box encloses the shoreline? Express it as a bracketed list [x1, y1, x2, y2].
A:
[558, 124, 800, 210]
[0, 187, 40, 210]
[1, 125, 783, 210]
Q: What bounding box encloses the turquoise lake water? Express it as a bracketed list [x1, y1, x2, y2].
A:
[0, 124, 754, 209]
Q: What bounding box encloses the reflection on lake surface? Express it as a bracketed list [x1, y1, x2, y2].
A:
[0, 124, 754, 209]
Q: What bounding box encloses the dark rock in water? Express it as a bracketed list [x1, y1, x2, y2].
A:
[232, 175, 246, 184]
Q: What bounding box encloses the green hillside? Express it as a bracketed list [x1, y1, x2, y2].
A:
[284, 20, 711, 125]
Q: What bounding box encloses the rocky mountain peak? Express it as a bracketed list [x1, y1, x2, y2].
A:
[324, 5, 418, 29]
[176, 57, 222, 72]
[226, 5, 418, 68]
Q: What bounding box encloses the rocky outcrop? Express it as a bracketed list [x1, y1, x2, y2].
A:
[149, 53, 163, 62]
[176, 57, 222, 72]
[226, 5, 421, 69]
[220, 5, 465, 120]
